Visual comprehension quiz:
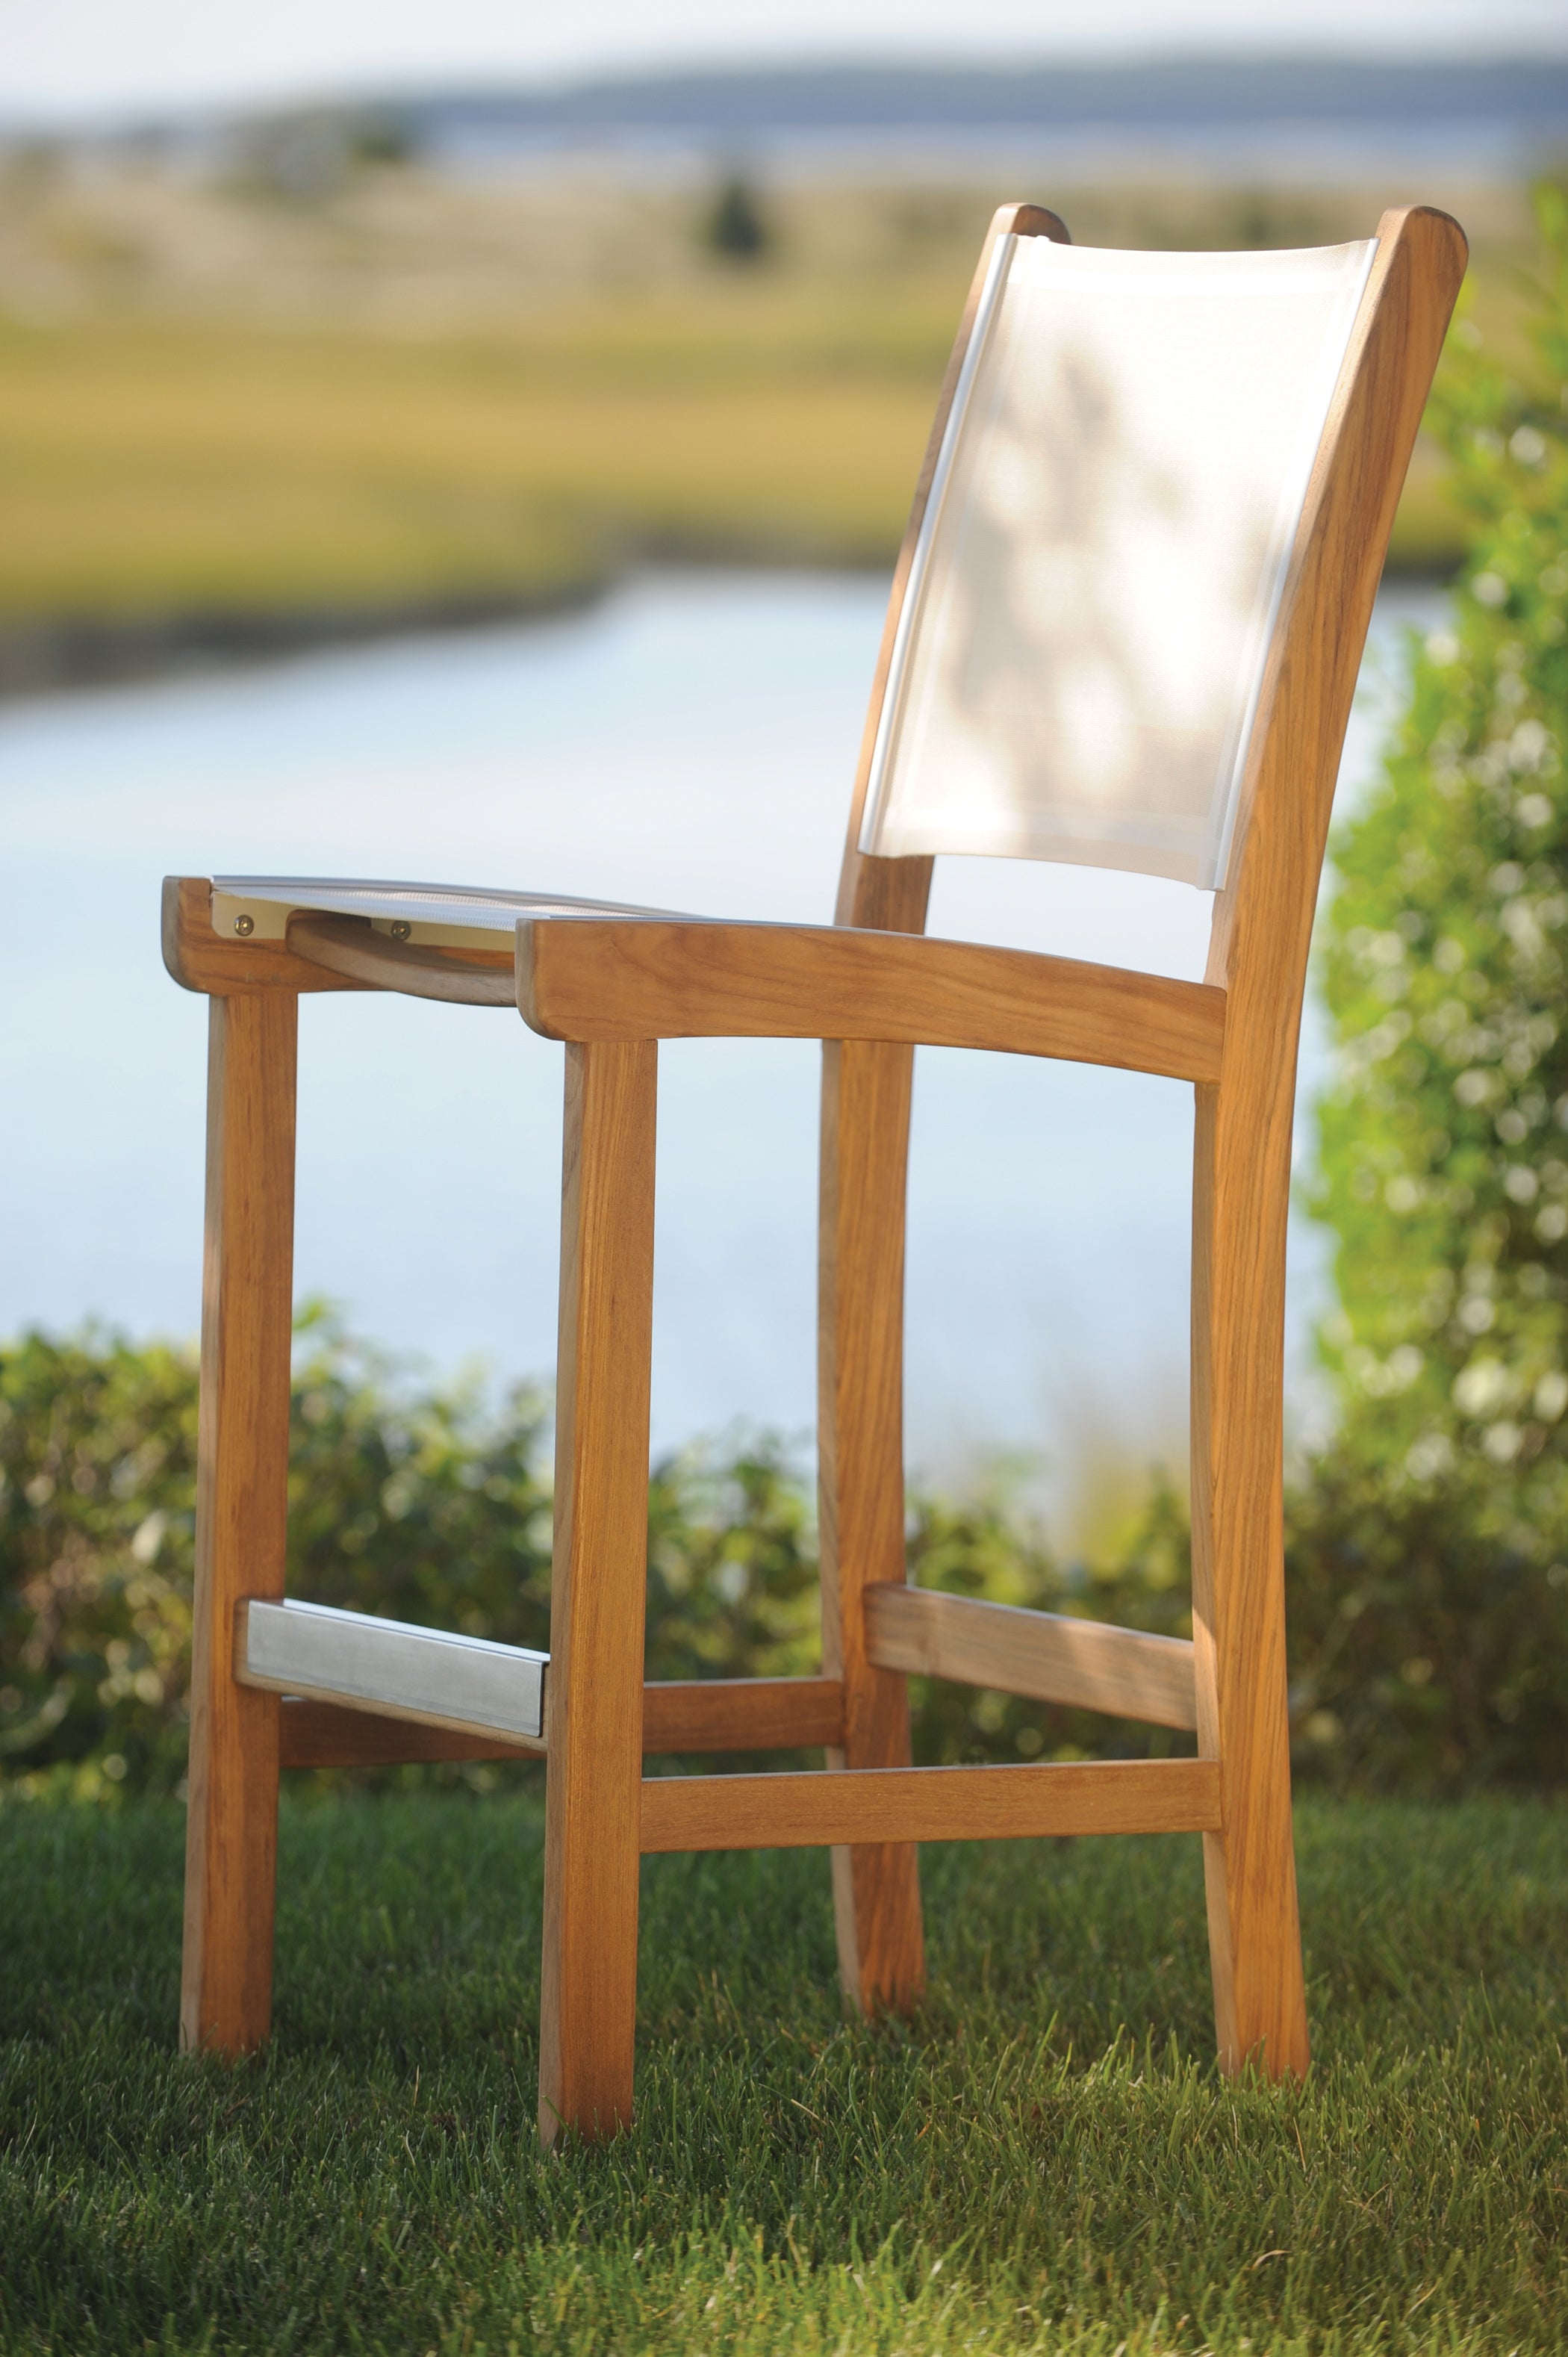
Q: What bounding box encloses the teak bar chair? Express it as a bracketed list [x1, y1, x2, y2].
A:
[166, 201, 1466, 2141]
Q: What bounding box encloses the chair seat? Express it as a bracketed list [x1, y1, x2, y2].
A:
[211, 875, 694, 952]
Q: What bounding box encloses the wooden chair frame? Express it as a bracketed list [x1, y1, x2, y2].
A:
[166, 200, 1466, 2143]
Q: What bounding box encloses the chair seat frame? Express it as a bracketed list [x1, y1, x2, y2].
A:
[167, 199, 1466, 2143]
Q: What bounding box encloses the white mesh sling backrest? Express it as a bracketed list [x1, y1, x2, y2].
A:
[858, 233, 1376, 891]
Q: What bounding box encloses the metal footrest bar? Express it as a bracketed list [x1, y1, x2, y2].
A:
[237, 1598, 549, 1751]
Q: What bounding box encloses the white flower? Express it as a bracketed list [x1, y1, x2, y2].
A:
[1510, 718, 1552, 768]
[1454, 1358, 1510, 1416]
[130, 1511, 167, 1566]
[1406, 1434, 1454, 1481]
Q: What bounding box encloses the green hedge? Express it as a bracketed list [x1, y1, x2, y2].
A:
[7, 1312, 1568, 1799]
[0, 1316, 1198, 1798]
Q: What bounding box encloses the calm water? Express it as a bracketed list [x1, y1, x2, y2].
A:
[0, 571, 1443, 1534]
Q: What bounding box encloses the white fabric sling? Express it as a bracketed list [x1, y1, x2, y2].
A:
[858, 235, 1376, 889]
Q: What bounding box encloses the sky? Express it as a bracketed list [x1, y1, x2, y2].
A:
[4, 0, 1568, 125]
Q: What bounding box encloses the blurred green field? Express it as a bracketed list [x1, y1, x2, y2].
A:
[0, 161, 1541, 667]
[0, 293, 951, 623]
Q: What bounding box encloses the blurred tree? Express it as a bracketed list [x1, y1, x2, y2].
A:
[347, 109, 418, 170]
[704, 173, 770, 264]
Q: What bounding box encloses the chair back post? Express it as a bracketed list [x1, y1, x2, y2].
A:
[818, 202, 1068, 2013]
[1192, 205, 1467, 2075]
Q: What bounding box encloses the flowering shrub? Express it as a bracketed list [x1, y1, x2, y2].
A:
[1301, 186, 1568, 1783]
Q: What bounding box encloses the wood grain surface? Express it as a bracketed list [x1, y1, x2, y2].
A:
[277, 1678, 845, 1766]
[641, 1676, 844, 1754]
[518, 919, 1225, 1080]
[865, 1586, 1198, 1731]
[1191, 205, 1466, 2081]
[180, 992, 297, 2055]
[163, 876, 357, 996]
[538, 1040, 657, 2146]
[287, 913, 514, 1003]
[279, 1698, 532, 1768]
[818, 1037, 927, 2014]
[640, 1757, 1222, 1853]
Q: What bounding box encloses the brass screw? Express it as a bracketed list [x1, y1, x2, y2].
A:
[390, 921, 411, 941]
[234, 913, 255, 937]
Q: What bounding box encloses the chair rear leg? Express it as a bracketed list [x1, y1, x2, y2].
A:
[181, 992, 298, 2056]
[819, 1040, 925, 2015]
[538, 1040, 657, 2146]
[1189, 1084, 1309, 2081]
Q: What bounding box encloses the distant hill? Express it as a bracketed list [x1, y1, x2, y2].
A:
[396, 56, 1568, 153]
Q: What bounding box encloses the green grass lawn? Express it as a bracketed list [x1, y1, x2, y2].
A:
[2, 1793, 1565, 2353]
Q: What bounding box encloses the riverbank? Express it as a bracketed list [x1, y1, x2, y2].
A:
[0, 293, 945, 693]
[0, 577, 612, 698]
[0, 161, 1533, 694]
[0, 299, 1463, 699]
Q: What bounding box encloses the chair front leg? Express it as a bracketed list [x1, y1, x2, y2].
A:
[538, 1040, 658, 2146]
[1189, 1081, 1310, 2081]
[818, 1039, 926, 2016]
[181, 991, 298, 2055]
